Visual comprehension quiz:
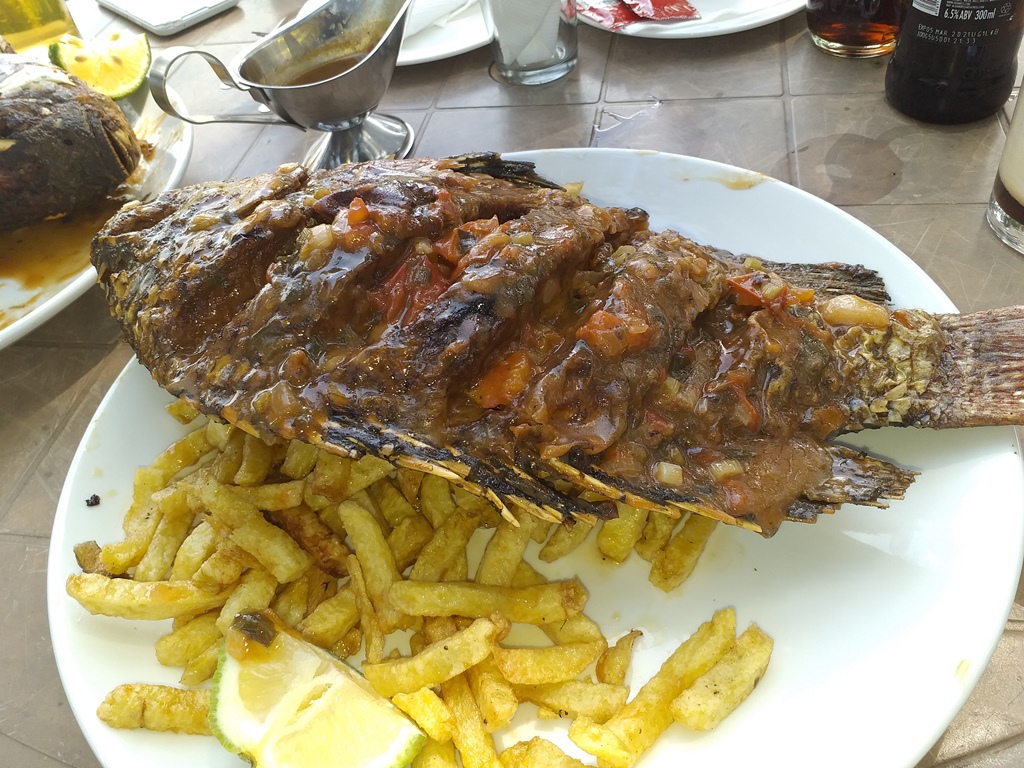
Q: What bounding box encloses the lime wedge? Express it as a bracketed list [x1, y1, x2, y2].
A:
[48, 31, 151, 100]
[211, 611, 425, 768]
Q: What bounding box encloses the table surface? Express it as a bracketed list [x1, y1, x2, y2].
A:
[3, 1, 1024, 766]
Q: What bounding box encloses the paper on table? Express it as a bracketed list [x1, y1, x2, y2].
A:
[405, 0, 476, 37]
[490, 0, 561, 67]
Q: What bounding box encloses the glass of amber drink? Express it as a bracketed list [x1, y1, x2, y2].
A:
[0, 0, 79, 53]
[988, 98, 1024, 255]
[805, 0, 903, 57]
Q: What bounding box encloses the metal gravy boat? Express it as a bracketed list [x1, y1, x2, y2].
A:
[150, 0, 414, 169]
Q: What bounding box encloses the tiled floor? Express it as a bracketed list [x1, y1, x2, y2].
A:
[3, 1, 1024, 765]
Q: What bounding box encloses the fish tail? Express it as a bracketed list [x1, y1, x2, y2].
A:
[926, 306, 1024, 428]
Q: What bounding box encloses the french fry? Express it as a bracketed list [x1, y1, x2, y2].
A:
[413, 738, 459, 768]
[492, 640, 605, 685]
[389, 579, 587, 625]
[180, 638, 221, 686]
[97, 683, 211, 735]
[271, 569, 313, 627]
[165, 398, 201, 425]
[347, 454, 395, 495]
[232, 480, 306, 511]
[228, 521, 311, 584]
[330, 626, 363, 659]
[278, 439, 319, 479]
[233, 433, 275, 486]
[216, 565, 278, 633]
[441, 673, 501, 768]
[67, 573, 233, 620]
[73, 540, 111, 576]
[596, 629, 642, 686]
[371, 476, 418, 526]
[530, 520, 552, 544]
[499, 737, 590, 768]
[149, 426, 213, 481]
[134, 486, 195, 582]
[396, 466, 425, 504]
[155, 612, 220, 667]
[347, 554, 384, 663]
[474, 508, 536, 587]
[465, 655, 517, 732]
[510, 562, 605, 645]
[169, 520, 218, 580]
[210, 429, 245, 483]
[197, 477, 311, 583]
[391, 687, 458, 742]
[337, 500, 406, 631]
[408, 509, 481, 582]
[419, 473, 457, 528]
[512, 680, 628, 724]
[538, 520, 591, 563]
[362, 616, 506, 697]
[670, 623, 774, 730]
[633, 511, 680, 561]
[388, 514, 435, 572]
[268, 503, 350, 578]
[306, 450, 352, 506]
[204, 419, 233, 451]
[99, 492, 164, 575]
[597, 503, 648, 563]
[190, 539, 252, 589]
[649, 514, 718, 592]
[568, 608, 736, 768]
[297, 586, 358, 648]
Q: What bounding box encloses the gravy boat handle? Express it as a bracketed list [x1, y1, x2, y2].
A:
[150, 46, 292, 126]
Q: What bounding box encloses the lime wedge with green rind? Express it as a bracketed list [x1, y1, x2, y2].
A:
[211, 611, 425, 768]
[48, 30, 151, 100]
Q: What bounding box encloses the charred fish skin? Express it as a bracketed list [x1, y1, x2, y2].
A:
[0, 51, 141, 231]
[92, 153, 1024, 538]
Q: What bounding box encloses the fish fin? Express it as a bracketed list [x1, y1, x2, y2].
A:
[804, 444, 917, 506]
[924, 306, 1024, 428]
[448, 152, 563, 189]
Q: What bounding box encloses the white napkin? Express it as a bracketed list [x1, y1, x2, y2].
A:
[490, 0, 560, 67]
[405, 0, 476, 37]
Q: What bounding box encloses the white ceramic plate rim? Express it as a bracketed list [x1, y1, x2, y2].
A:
[398, 0, 490, 65]
[580, 0, 805, 38]
[0, 97, 194, 350]
[48, 148, 1024, 768]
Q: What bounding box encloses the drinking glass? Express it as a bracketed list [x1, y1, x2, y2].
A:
[988, 97, 1024, 254]
[480, 0, 577, 85]
[805, 0, 902, 58]
[0, 0, 79, 52]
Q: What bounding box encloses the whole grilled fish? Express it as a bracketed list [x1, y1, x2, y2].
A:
[91, 154, 1024, 536]
[0, 48, 141, 231]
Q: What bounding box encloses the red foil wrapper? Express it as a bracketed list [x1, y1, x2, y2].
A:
[576, 0, 700, 29]
[623, 0, 700, 19]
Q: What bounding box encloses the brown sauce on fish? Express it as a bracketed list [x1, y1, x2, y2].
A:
[92, 156, 935, 536]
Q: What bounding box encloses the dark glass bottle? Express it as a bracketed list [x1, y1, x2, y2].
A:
[884, 0, 1024, 124]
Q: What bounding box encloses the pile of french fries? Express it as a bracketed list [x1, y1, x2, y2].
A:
[68, 402, 774, 768]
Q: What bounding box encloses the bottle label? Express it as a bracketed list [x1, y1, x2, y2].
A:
[908, 0, 1017, 43]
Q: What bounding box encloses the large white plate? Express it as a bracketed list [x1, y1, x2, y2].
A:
[48, 148, 1024, 768]
[0, 92, 193, 349]
[581, 0, 805, 38]
[398, 0, 490, 65]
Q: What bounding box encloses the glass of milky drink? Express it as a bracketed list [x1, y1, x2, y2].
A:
[988, 98, 1024, 255]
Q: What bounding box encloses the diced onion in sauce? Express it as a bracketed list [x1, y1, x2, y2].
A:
[654, 461, 684, 486]
[709, 458, 744, 482]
